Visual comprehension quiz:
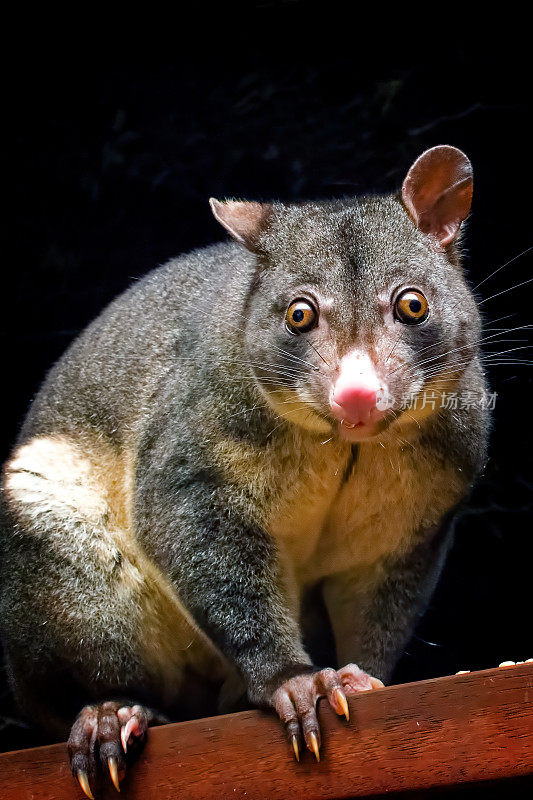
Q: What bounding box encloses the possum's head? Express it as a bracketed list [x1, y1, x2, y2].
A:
[210, 145, 480, 442]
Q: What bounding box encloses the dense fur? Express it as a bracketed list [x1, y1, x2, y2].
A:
[0, 186, 489, 742]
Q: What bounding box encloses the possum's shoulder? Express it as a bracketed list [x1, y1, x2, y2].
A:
[109, 240, 248, 319]
[18, 241, 251, 445]
[64, 240, 249, 353]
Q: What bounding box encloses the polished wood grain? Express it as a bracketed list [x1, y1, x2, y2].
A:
[1, 664, 531, 799]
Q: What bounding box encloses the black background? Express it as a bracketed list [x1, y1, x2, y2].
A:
[2, 3, 532, 782]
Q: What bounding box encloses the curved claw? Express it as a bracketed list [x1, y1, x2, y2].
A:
[291, 734, 300, 762]
[120, 724, 129, 753]
[76, 770, 94, 800]
[335, 688, 350, 721]
[108, 756, 121, 792]
[120, 716, 137, 753]
[309, 731, 320, 762]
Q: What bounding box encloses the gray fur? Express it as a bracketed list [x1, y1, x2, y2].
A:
[0, 185, 489, 738]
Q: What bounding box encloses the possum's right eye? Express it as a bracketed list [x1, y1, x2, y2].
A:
[394, 289, 429, 324]
[285, 299, 318, 334]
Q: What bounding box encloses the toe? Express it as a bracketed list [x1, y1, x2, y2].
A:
[118, 704, 152, 753]
[337, 663, 384, 695]
[97, 702, 126, 791]
[314, 667, 350, 720]
[68, 705, 98, 798]
[292, 692, 321, 759]
[272, 687, 302, 761]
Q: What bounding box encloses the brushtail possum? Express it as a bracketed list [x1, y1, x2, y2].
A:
[1, 145, 489, 795]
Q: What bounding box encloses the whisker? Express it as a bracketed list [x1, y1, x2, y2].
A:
[471, 245, 533, 293]
[478, 276, 533, 305]
[385, 333, 402, 363]
[419, 342, 533, 377]
[391, 325, 533, 376]
[403, 411, 421, 430]
[482, 345, 533, 359]
[266, 404, 311, 439]
[307, 339, 331, 367]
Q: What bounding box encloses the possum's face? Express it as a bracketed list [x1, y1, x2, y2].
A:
[211, 146, 480, 442]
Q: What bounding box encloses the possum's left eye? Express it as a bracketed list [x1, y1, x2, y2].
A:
[394, 289, 429, 324]
[286, 300, 318, 333]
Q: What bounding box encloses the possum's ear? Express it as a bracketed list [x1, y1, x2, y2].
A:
[402, 145, 473, 246]
[209, 199, 273, 252]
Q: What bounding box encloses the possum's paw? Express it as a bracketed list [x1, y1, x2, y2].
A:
[68, 700, 167, 798]
[336, 662, 385, 696]
[271, 664, 384, 763]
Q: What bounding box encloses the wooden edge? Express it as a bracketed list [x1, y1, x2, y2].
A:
[0, 663, 532, 799]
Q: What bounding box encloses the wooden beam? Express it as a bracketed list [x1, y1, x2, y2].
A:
[1, 664, 532, 799]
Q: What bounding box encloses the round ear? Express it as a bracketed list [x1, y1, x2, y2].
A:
[401, 145, 473, 246]
[209, 198, 272, 252]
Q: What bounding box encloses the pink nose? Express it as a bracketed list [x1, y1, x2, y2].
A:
[330, 354, 383, 426]
[331, 382, 379, 425]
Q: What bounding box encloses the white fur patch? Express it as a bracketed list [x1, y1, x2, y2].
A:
[5, 436, 109, 522]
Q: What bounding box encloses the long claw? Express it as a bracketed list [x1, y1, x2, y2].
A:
[335, 688, 350, 721]
[121, 717, 136, 753]
[108, 756, 121, 792]
[76, 770, 94, 800]
[291, 735, 300, 762]
[309, 732, 320, 762]
[370, 677, 385, 689]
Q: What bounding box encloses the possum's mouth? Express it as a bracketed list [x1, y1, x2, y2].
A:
[339, 420, 364, 429]
[337, 418, 381, 442]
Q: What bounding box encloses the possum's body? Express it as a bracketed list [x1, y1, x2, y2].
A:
[0, 148, 489, 791]
[1, 236, 484, 725]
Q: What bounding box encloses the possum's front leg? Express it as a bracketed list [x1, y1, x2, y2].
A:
[323, 522, 454, 682]
[133, 452, 381, 761]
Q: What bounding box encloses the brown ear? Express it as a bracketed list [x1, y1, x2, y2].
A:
[401, 145, 473, 246]
[209, 198, 272, 252]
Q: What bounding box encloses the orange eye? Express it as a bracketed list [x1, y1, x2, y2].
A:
[285, 299, 318, 333]
[395, 289, 429, 324]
